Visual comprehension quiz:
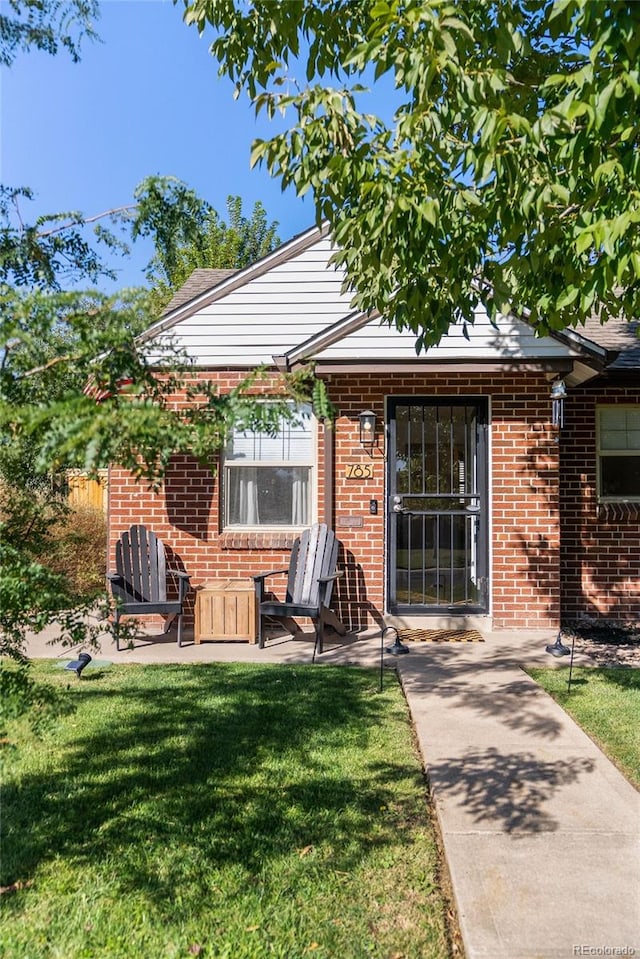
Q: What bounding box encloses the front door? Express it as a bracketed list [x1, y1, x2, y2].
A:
[387, 397, 489, 614]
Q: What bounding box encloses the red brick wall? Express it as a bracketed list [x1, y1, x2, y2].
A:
[327, 372, 560, 629]
[560, 382, 640, 624]
[108, 368, 567, 630]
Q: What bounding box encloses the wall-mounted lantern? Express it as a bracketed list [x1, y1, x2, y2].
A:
[359, 410, 376, 447]
[551, 379, 567, 429]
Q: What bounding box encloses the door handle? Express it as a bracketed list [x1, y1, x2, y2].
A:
[392, 496, 408, 514]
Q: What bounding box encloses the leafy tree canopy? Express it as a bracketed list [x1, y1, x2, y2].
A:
[1, 177, 278, 294]
[0, 176, 295, 488]
[134, 185, 279, 313]
[1, 173, 287, 483]
[0, 184, 131, 289]
[182, 0, 640, 347]
[0, 0, 99, 65]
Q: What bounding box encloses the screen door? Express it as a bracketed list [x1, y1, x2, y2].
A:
[387, 398, 489, 614]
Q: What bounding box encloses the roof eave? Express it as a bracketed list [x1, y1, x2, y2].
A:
[280, 307, 381, 369]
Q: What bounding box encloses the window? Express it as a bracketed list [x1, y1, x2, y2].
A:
[224, 403, 315, 527]
[597, 406, 640, 501]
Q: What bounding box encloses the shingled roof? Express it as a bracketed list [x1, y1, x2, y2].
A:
[161, 268, 236, 316]
[577, 315, 640, 370]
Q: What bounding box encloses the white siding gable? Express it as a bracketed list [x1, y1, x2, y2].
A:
[145, 235, 354, 367]
[142, 223, 585, 368]
[309, 306, 580, 362]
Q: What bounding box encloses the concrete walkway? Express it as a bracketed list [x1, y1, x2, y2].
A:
[395, 633, 640, 959]
[24, 623, 640, 959]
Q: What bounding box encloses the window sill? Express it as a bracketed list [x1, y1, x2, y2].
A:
[220, 531, 300, 550]
[596, 501, 640, 521]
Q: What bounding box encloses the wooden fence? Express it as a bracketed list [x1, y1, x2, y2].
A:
[65, 470, 108, 512]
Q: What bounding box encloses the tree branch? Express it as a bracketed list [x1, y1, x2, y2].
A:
[36, 204, 138, 239]
[17, 352, 83, 379]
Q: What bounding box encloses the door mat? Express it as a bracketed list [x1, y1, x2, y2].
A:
[399, 628, 485, 643]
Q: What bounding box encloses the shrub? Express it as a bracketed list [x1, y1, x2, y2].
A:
[41, 505, 107, 599]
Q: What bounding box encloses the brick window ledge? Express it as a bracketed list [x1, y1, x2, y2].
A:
[597, 501, 640, 522]
[219, 531, 299, 550]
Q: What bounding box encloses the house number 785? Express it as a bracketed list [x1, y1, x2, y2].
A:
[345, 463, 374, 480]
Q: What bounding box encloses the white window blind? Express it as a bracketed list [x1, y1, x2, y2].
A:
[226, 406, 313, 462]
[598, 406, 640, 501]
[224, 403, 315, 527]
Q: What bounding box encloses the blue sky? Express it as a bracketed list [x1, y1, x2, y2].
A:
[0, 0, 315, 290]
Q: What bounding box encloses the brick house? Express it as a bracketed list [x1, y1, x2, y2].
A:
[108, 225, 640, 634]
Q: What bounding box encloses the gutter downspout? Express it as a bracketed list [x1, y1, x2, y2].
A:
[272, 355, 290, 374]
[323, 419, 334, 528]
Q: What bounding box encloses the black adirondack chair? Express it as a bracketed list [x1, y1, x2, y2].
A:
[108, 525, 190, 650]
[253, 523, 347, 660]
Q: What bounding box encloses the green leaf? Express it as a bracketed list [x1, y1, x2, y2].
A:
[575, 231, 593, 255]
[440, 16, 474, 41]
[594, 78, 618, 129]
[593, 159, 623, 185]
[370, 1, 390, 18]
[556, 285, 580, 308]
[249, 140, 267, 168]
[177, 0, 640, 341]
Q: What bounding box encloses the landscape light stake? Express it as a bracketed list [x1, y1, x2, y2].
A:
[383, 626, 409, 656]
[545, 632, 571, 657]
[566, 633, 577, 694]
[379, 627, 411, 691]
[545, 631, 576, 694]
[65, 652, 92, 678]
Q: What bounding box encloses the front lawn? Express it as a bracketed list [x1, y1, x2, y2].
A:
[1, 661, 452, 959]
[527, 666, 640, 788]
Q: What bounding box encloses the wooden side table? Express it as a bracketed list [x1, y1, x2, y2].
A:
[195, 579, 257, 644]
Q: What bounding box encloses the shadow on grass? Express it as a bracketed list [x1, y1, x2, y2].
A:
[2, 664, 422, 901]
[597, 667, 640, 691]
[532, 665, 640, 699]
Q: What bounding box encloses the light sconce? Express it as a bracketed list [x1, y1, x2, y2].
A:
[551, 379, 567, 429]
[359, 410, 376, 447]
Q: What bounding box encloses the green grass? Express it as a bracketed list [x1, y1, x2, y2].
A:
[527, 667, 640, 788]
[1, 661, 451, 959]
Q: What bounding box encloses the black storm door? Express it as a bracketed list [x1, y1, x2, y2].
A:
[388, 398, 489, 614]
